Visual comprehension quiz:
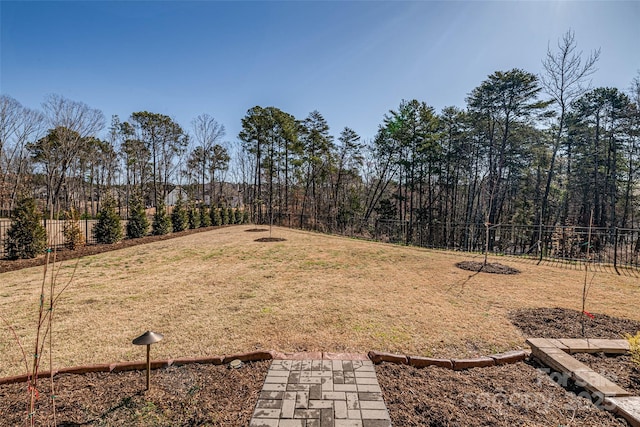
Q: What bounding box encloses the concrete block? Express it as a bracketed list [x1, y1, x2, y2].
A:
[605, 396, 640, 427]
[558, 338, 601, 354]
[589, 339, 631, 354]
[526, 338, 561, 349]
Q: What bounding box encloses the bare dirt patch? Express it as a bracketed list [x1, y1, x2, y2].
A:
[0, 361, 269, 427]
[456, 260, 520, 274]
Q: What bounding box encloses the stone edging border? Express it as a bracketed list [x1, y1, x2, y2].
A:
[367, 349, 530, 369]
[0, 349, 530, 386]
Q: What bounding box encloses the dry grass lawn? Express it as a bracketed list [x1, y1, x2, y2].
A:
[1, 226, 638, 377]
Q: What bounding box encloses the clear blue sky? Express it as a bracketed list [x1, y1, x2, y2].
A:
[1, 1, 638, 143]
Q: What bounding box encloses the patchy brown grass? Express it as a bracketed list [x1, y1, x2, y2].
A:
[1, 226, 639, 377]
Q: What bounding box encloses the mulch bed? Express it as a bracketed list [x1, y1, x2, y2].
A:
[5, 359, 631, 427]
[245, 228, 268, 232]
[0, 361, 269, 427]
[375, 307, 639, 426]
[509, 307, 640, 339]
[377, 361, 627, 426]
[455, 260, 521, 274]
[254, 237, 287, 242]
[575, 353, 640, 395]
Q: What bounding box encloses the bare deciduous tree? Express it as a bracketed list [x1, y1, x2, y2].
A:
[190, 113, 226, 205]
[0, 95, 45, 213]
[540, 30, 600, 225]
[32, 94, 105, 214]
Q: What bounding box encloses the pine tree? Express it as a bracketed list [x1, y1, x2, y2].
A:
[94, 195, 123, 244]
[234, 207, 243, 224]
[199, 205, 211, 227]
[188, 204, 200, 229]
[5, 197, 47, 259]
[127, 195, 149, 239]
[171, 196, 189, 232]
[62, 208, 84, 250]
[211, 207, 222, 226]
[227, 206, 235, 225]
[221, 206, 229, 225]
[152, 201, 172, 235]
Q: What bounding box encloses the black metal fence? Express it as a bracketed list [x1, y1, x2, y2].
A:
[269, 214, 640, 273]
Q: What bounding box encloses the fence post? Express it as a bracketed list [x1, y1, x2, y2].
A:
[536, 222, 543, 265]
[614, 227, 620, 275]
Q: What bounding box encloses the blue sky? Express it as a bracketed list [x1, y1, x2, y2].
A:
[1, 1, 638, 143]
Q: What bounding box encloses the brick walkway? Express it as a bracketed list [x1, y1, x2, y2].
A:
[249, 358, 392, 427]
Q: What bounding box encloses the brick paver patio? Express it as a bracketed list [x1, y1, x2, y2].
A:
[249, 358, 392, 427]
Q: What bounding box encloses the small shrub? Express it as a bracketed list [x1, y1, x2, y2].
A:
[94, 196, 123, 244]
[152, 201, 172, 235]
[211, 207, 222, 226]
[199, 205, 211, 227]
[127, 195, 149, 239]
[171, 196, 189, 232]
[62, 208, 84, 250]
[4, 197, 47, 259]
[188, 205, 200, 229]
[625, 331, 640, 366]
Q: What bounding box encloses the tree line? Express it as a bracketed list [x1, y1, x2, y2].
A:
[1, 32, 639, 244]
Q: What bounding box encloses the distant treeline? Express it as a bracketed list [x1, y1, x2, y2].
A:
[1, 32, 639, 247]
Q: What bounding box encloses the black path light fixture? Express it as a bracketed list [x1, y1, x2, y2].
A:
[132, 331, 164, 390]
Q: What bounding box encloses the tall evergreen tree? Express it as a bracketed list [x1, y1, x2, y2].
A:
[300, 110, 334, 225]
[567, 87, 632, 228]
[466, 69, 549, 229]
[129, 111, 188, 208]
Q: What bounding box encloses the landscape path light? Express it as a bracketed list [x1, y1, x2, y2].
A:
[132, 330, 164, 391]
